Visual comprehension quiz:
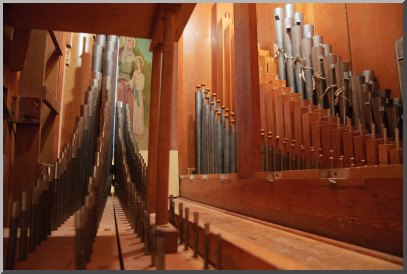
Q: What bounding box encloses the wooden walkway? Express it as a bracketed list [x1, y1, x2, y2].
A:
[14, 195, 206, 270]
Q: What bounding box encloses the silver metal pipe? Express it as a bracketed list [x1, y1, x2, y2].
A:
[361, 69, 375, 83]
[292, 17, 304, 96]
[312, 35, 323, 47]
[293, 12, 303, 25]
[321, 44, 332, 56]
[311, 46, 326, 108]
[323, 54, 338, 116]
[229, 119, 237, 173]
[350, 75, 365, 126]
[201, 96, 209, 174]
[216, 112, 223, 173]
[273, 7, 286, 81]
[210, 102, 216, 174]
[285, 3, 294, 18]
[208, 102, 215, 174]
[195, 86, 202, 174]
[223, 116, 230, 173]
[283, 17, 296, 90]
[301, 37, 314, 101]
[335, 61, 350, 124]
[395, 37, 403, 101]
[303, 24, 314, 39]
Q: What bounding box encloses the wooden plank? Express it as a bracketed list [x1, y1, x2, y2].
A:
[174, 198, 402, 270]
[6, 3, 157, 39]
[86, 197, 121, 270]
[180, 173, 403, 257]
[233, 3, 261, 178]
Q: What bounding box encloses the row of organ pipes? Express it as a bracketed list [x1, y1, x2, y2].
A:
[5, 34, 117, 269]
[195, 84, 237, 174]
[260, 3, 403, 171]
[194, 3, 403, 174]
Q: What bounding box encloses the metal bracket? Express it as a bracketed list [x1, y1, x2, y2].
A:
[220, 174, 228, 182]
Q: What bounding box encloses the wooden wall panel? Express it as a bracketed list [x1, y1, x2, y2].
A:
[312, 3, 350, 60]
[347, 3, 402, 97]
[180, 175, 403, 256]
[179, 3, 214, 175]
[256, 3, 401, 96]
[178, 3, 402, 176]
[60, 33, 93, 149]
[256, 3, 349, 62]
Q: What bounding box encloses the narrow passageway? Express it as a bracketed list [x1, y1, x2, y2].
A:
[14, 194, 208, 270]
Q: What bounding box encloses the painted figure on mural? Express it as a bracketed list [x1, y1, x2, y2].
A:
[117, 37, 136, 121]
[131, 56, 145, 135]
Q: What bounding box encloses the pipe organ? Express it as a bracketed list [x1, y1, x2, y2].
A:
[3, 2, 403, 271]
[195, 84, 237, 174]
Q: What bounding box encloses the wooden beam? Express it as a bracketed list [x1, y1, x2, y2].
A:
[233, 3, 261, 178]
[156, 7, 176, 225]
[10, 28, 31, 71]
[174, 4, 196, 42]
[150, 4, 196, 51]
[5, 4, 157, 38]
[41, 86, 61, 114]
[147, 45, 162, 213]
[48, 30, 63, 56]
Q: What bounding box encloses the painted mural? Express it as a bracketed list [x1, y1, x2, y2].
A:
[117, 37, 152, 150]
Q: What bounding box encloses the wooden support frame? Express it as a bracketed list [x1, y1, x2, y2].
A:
[147, 45, 162, 213]
[233, 3, 261, 178]
[156, 7, 176, 225]
[179, 166, 403, 257]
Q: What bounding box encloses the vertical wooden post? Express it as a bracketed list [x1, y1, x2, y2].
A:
[147, 45, 162, 213]
[13, 30, 47, 199]
[233, 3, 261, 178]
[156, 8, 176, 225]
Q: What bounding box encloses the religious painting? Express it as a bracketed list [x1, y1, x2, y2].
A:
[117, 37, 152, 150]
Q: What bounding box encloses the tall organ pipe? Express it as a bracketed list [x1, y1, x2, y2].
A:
[292, 12, 305, 96]
[230, 115, 237, 173]
[195, 85, 202, 174]
[273, 7, 286, 81]
[283, 17, 295, 90]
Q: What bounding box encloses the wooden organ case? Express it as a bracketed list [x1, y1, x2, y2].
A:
[178, 3, 403, 269]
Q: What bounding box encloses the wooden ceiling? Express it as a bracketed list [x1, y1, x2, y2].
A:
[4, 3, 195, 46]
